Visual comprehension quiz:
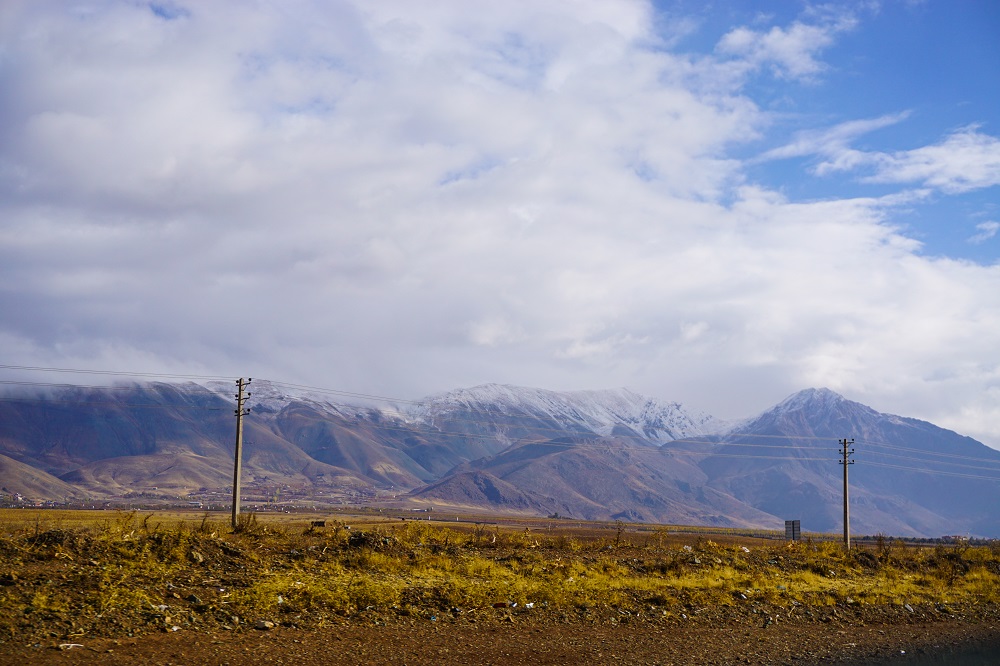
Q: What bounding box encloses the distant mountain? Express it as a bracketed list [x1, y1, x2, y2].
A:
[703, 388, 1000, 537]
[0, 381, 712, 498]
[2, 381, 1000, 537]
[0, 382, 371, 497]
[0, 453, 84, 500]
[406, 384, 720, 445]
[412, 435, 779, 527]
[411, 387, 1000, 536]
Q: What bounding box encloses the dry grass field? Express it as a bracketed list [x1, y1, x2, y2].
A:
[1, 509, 999, 663]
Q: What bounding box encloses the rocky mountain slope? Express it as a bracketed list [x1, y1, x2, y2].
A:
[409, 389, 1000, 536]
[2, 381, 999, 536]
[0, 381, 713, 495]
[701, 388, 1000, 536]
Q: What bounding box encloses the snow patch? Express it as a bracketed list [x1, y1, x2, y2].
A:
[404, 383, 717, 443]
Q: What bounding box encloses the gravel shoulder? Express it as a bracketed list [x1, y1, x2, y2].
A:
[3, 613, 999, 665]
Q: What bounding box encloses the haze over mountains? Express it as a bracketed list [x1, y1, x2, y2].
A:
[2, 381, 999, 538]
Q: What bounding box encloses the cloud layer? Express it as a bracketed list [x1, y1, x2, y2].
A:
[1, 1, 999, 446]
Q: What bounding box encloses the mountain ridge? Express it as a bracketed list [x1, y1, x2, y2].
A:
[2, 382, 999, 537]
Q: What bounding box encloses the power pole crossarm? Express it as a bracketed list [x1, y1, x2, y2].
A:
[839, 438, 855, 549]
[231, 377, 251, 529]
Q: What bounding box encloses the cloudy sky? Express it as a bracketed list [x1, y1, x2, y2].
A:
[2, 1, 999, 446]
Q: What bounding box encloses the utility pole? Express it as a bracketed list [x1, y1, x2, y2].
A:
[839, 438, 855, 549]
[231, 378, 251, 529]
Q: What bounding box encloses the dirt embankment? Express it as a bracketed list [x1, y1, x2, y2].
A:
[2, 612, 1000, 665]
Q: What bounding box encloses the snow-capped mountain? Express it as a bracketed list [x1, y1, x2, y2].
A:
[701, 388, 1000, 536]
[405, 383, 720, 444]
[207, 380, 719, 445]
[3, 381, 1000, 536]
[205, 379, 361, 417]
[414, 387, 1000, 536]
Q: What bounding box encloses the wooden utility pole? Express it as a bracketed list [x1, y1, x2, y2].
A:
[839, 438, 855, 549]
[231, 377, 251, 529]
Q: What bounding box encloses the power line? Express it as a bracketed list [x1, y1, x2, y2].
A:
[2, 375, 999, 471]
[0, 364, 231, 381]
[687, 432, 844, 442]
[858, 450, 1000, 472]
[839, 438, 855, 549]
[256, 392, 847, 445]
[0, 397, 226, 411]
[855, 438, 1000, 465]
[2, 394, 999, 483]
[4, 365, 1000, 482]
[864, 460, 1000, 482]
[865, 460, 1000, 481]
[232, 378, 251, 528]
[276, 403, 997, 466]
[0, 365, 867, 445]
[662, 451, 833, 462]
[0, 379, 224, 392]
[264, 380, 426, 406]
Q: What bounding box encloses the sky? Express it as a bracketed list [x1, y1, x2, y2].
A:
[1, 1, 999, 446]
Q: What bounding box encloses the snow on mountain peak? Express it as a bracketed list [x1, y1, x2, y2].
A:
[773, 388, 847, 414]
[203, 379, 359, 416]
[202, 379, 720, 444]
[413, 383, 717, 443]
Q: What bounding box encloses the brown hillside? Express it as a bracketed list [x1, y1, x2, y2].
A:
[0, 453, 85, 501]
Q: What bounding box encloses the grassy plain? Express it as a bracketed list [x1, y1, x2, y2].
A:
[1, 508, 998, 647]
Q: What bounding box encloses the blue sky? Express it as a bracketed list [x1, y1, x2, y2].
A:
[1, 0, 999, 446]
[679, 0, 1000, 262]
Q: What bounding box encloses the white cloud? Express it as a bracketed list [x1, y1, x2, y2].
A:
[865, 127, 1000, 193]
[0, 1, 999, 449]
[763, 120, 1000, 195]
[715, 13, 857, 81]
[758, 113, 910, 172]
[969, 221, 999, 244]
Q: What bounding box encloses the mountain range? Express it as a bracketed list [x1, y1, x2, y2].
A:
[1, 380, 999, 537]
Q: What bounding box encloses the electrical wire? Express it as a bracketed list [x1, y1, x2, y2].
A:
[853, 449, 1000, 473]
[264, 380, 426, 406]
[0, 397, 227, 411]
[0, 364, 232, 381]
[855, 438, 1000, 465]
[0, 366, 873, 445]
[0, 373, 995, 469]
[0, 379, 224, 393]
[268, 395, 1000, 471]
[4, 364, 1000, 482]
[864, 460, 1000, 482]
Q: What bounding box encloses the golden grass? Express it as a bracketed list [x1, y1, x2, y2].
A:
[0, 509, 997, 642]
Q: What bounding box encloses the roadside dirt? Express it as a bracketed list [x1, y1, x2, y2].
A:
[3, 608, 999, 665]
